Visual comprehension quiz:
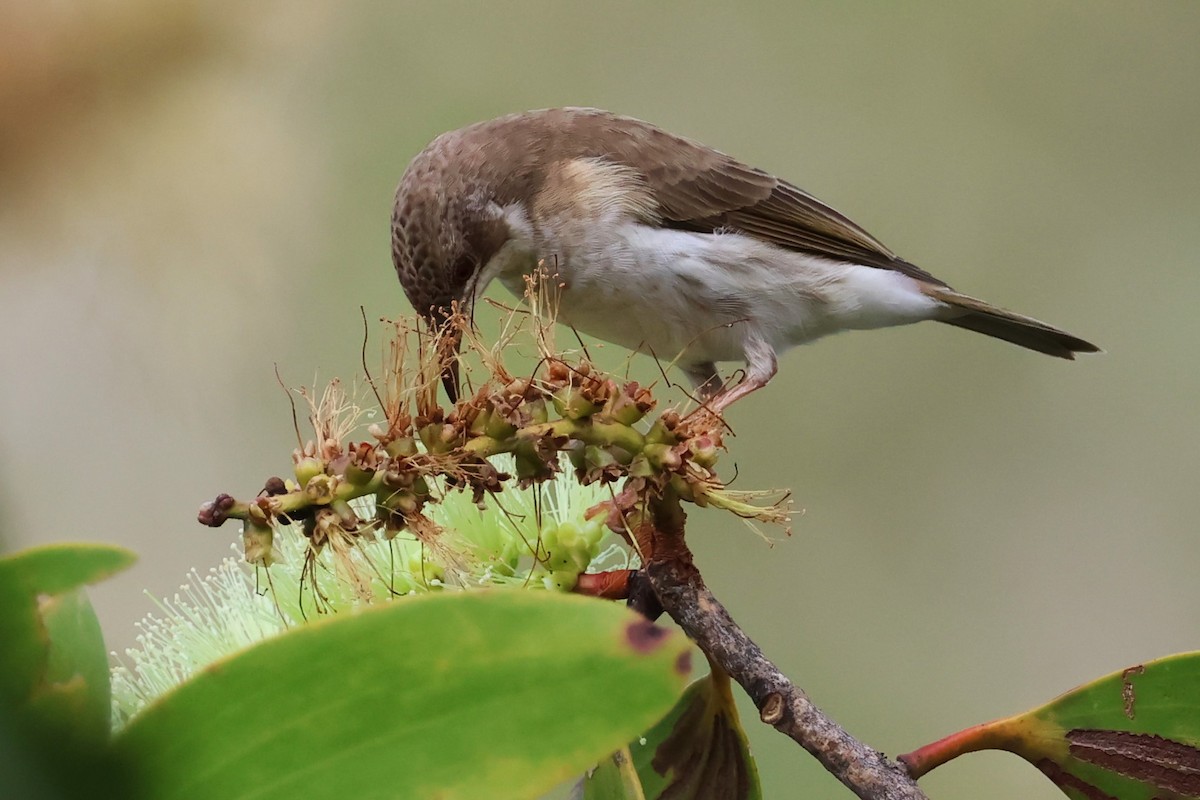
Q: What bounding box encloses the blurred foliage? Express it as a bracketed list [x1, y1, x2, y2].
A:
[0, 544, 137, 799]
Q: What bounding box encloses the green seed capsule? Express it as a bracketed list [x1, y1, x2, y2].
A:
[584, 445, 617, 472]
[484, 412, 517, 440]
[525, 398, 550, 425]
[384, 436, 418, 459]
[417, 423, 442, 453]
[552, 389, 601, 420]
[609, 445, 635, 466]
[644, 419, 678, 446]
[644, 443, 682, 471]
[345, 464, 375, 485]
[627, 454, 655, 478]
[469, 408, 492, 436]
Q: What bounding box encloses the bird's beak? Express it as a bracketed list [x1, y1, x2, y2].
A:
[426, 308, 463, 405]
[438, 326, 462, 404]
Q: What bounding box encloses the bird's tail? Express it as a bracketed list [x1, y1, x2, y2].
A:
[924, 286, 1101, 360]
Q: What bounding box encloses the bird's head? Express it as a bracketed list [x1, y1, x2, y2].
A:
[391, 159, 511, 405]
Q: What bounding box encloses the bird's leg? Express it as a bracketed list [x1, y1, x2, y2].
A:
[683, 361, 723, 403]
[709, 335, 778, 414]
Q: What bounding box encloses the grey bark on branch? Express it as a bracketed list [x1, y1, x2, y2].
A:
[635, 493, 928, 800]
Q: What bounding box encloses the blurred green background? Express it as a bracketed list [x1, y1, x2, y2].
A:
[3, 2, 1199, 797]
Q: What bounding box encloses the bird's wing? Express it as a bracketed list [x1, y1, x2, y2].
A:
[589, 112, 947, 286]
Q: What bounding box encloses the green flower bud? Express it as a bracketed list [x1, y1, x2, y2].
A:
[500, 540, 521, 570]
[669, 475, 703, 506]
[545, 546, 574, 572]
[294, 456, 324, 487]
[542, 569, 580, 592]
[580, 517, 606, 548]
[555, 522, 581, 550]
[513, 444, 554, 483]
[569, 543, 593, 573]
[538, 522, 559, 551]
[393, 491, 421, 515]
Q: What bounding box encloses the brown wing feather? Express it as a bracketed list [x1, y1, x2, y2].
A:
[569, 110, 949, 286]
[452, 108, 943, 284]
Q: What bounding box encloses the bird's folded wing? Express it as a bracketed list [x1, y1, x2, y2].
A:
[596, 114, 946, 286]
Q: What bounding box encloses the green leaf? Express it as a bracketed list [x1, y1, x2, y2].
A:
[115, 590, 693, 800]
[581, 748, 647, 800]
[0, 543, 138, 800]
[0, 543, 136, 740]
[586, 666, 761, 800]
[900, 652, 1200, 799]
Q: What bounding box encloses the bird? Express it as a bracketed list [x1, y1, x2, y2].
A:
[390, 107, 1098, 411]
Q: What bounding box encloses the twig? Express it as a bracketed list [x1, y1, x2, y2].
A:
[640, 492, 928, 800]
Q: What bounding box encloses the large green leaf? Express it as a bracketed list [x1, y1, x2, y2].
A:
[900, 651, 1200, 799]
[115, 590, 693, 800]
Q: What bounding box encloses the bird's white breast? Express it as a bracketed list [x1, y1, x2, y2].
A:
[480, 202, 944, 369]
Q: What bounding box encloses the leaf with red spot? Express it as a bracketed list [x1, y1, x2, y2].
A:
[900, 652, 1200, 799]
[115, 591, 693, 800]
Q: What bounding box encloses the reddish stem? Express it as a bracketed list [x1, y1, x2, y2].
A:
[573, 569, 635, 600]
[898, 718, 1014, 778]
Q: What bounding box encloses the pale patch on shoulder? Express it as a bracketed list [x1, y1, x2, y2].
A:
[533, 157, 659, 224]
